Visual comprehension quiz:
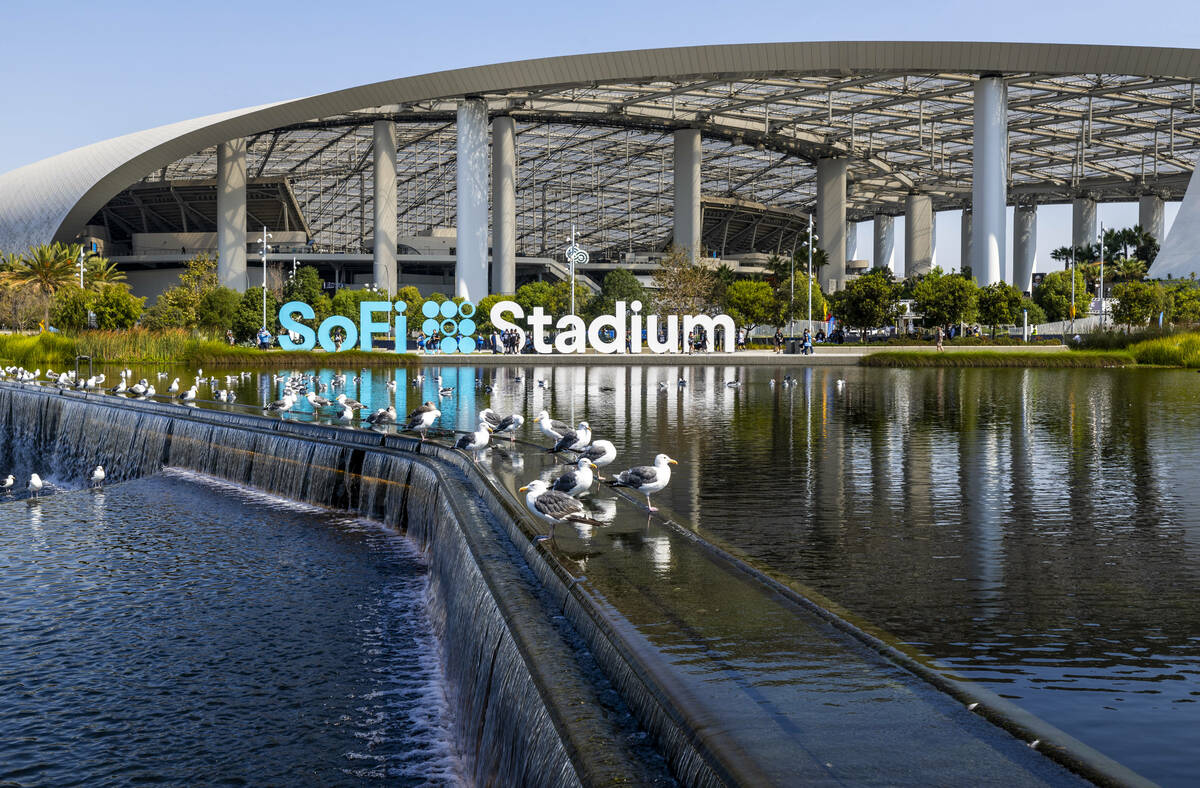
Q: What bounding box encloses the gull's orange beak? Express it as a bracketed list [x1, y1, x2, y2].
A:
[668, 458, 678, 465]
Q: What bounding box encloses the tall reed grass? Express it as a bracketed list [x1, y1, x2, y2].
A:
[1126, 333, 1200, 368]
[861, 350, 1135, 368]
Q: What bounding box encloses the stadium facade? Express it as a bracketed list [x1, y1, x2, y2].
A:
[2, 41, 1199, 301]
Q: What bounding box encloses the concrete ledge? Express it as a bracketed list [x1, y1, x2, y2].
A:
[417, 345, 1067, 365]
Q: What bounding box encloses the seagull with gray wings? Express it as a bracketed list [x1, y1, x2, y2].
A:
[608, 453, 677, 512]
[519, 479, 603, 541]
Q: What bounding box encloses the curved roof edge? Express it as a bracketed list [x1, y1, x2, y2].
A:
[4, 41, 1200, 253]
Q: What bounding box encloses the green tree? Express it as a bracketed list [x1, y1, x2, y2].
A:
[51, 287, 93, 330]
[329, 287, 380, 321]
[586, 269, 648, 320]
[283, 265, 324, 304]
[722, 280, 778, 333]
[474, 293, 511, 336]
[1033, 268, 1088, 323]
[514, 281, 555, 315]
[198, 286, 242, 331]
[232, 287, 279, 342]
[1019, 296, 1047, 326]
[777, 269, 828, 325]
[84, 256, 127, 290]
[911, 267, 978, 330]
[831, 269, 900, 339]
[91, 285, 144, 329]
[395, 285, 425, 324]
[1168, 284, 1200, 325]
[548, 280, 592, 316]
[976, 282, 1023, 337]
[3, 243, 80, 328]
[1110, 281, 1167, 328]
[143, 253, 220, 329]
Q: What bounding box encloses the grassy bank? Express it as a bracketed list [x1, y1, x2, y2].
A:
[861, 350, 1135, 368]
[1125, 333, 1200, 368]
[0, 330, 421, 368]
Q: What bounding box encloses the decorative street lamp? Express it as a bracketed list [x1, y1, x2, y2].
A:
[260, 226, 273, 330]
[565, 224, 589, 318]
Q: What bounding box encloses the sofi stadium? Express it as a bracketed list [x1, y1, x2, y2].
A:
[2, 41, 1200, 302]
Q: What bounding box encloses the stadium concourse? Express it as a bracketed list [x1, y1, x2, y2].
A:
[2, 41, 1200, 302]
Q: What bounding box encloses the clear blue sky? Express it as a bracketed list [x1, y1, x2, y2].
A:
[0, 0, 1192, 272]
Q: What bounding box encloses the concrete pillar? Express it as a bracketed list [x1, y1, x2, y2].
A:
[845, 220, 858, 262]
[817, 158, 848, 291]
[456, 99, 489, 301]
[960, 208, 972, 275]
[973, 76, 1007, 285]
[491, 116, 517, 294]
[673, 128, 702, 260]
[905, 194, 934, 277]
[216, 138, 247, 292]
[1013, 203, 1037, 294]
[873, 214, 895, 272]
[1138, 194, 1165, 242]
[1072, 196, 1097, 249]
[372, 120, 397, 295]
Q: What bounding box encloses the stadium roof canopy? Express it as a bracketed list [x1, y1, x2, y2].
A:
[2, 41, 1199, 262]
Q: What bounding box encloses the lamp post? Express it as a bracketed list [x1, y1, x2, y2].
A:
[565, 225, 589, 318]
[260, 226, 272, 330]
[1070, 245, 1076, 333]
[806, 217, 818, 334]
[1098, 222, 1105, 330]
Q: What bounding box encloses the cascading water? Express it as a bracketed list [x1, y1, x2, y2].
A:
[0, 384, 669, 788]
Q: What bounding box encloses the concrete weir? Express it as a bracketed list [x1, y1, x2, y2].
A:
[0, 382, 1151, 787]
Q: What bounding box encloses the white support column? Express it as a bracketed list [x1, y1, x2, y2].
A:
[216, 138, 247, 292]
[905, 194, 934, 278]
[1072, 196, 1097, 249]
[491, 116, 517, 294]
[845, 220, 858, 262]
[673, 128, 702, 260]
[973, 76, 1007, 285]
[372, 120, 397, 295]
[456, 99, 489, 301]
[817, 157, 847, 291]
[960, 208, 972, 275]
[1013, 203, 1037, 294]
[1139, 194, 1165, 242]
[873, 214, 895, 272]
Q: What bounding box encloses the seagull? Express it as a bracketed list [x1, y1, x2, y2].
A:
[305, 392, 333, 410]
[336, 403, 356, 422]
[573, 440, 617, 479]
[551, 457, 596, 497]
[518, 479, 603, 541]
[366, 405, 399, 426]
[109, 378, 127, 395]
[177, 386, 197, 402]
[491, 413, 524, 442]
[90, 465, 105, 488]
[167, 377, 180, 394]
[335, 393, 364, 410]
[537, 410, 570, 442]
[550, 421, 592, 453]
[438, 386, 455, 397]
[1, 474, 13, 496]
[129, 379, 148, 396]
[454, 421, 491, 458]
[264, 392, 296, 413]
[478, 408, 502, 430]
[608, 454, 677, 512]
[28, 473, 43, 499]
[403, 402, 439, 439]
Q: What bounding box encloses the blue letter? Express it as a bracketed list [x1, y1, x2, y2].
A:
[278, 301, 316, 350]
[394, 301, 407, 353]
[317, 315, 357, 352]
[359, 300, 392, 351]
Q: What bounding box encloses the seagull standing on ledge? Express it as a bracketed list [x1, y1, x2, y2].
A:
[550, 421, 592, 453]
[608, 454, 677, 512]
[366, 405, 398, 426]
[537, 410, 570, 442]
[551, 458, 596, 497]
[454, 421, 491, 459]
[403, 402, 439, 439]
[491, 413, 524, 442]
[28, 473, 43, 499]
[1, 475, 13, 496]
[519, 479, 604, 541]
[91, 466, 105, 489]
[574, 440, 617, 479]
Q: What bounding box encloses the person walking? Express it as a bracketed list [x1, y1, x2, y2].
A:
[773, 327, 784, 354]
[802, 328, 812, 356]
[936, 325, 945, 352]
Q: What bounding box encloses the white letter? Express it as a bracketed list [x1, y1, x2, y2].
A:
[529, 307, 554, 353]
[646, 314, 678, 353]
[682, 314, 734, 353]
[586, 300, 625, 353]
[554, 315, 587, 353]
[490, 300, 525, 347]
[629, 300, 643, 354]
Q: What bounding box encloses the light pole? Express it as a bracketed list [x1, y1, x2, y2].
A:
[1070, 245, 1076, 334]
[260, 226, 272, 330]
[1097, 222, 1105, 330]
[806, 217, 818, 335]
[565, 225, 589, 318]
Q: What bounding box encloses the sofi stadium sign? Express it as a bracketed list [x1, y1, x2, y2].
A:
[277, 299, 736, 354]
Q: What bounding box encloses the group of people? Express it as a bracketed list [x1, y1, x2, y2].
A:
[490, 329, 526, 354]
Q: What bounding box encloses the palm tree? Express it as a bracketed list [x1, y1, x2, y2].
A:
[2, 243, 80, 329]
[85, 256, 127, 290]
[1114, 258, 1147, 283]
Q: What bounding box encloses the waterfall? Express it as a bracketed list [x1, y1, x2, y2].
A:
[0, 384, 667, 788]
